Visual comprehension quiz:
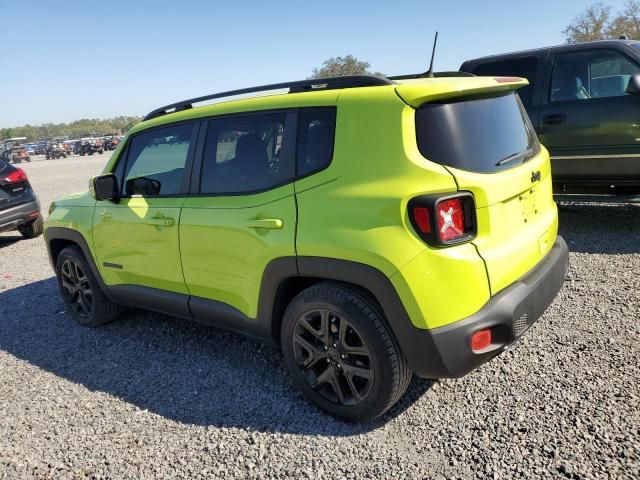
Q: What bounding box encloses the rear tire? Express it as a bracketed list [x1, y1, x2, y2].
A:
[281, 282, 412, 422]
[18, 215, 43, 239]
[55, 246, 124, 327]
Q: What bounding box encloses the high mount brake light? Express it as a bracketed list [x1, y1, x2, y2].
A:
[3, 168, 28, 184]
[408, 192, 477, 247]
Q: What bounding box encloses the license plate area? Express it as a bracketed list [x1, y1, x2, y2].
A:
[519, 188, 539, 223]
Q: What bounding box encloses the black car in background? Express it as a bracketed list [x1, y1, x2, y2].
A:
[461, 40, 640, 195]
[0, 158, 43, 239]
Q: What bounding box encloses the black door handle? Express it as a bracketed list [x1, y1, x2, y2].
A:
[543, 113, 566, 125]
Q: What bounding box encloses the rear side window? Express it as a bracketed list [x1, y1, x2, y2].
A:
[297, 108, 336, 177]
[200, 113, 291, 194]
[121, 123, 196, 196]
[468, 56, 539, 106]
[415, 92, 539, 173]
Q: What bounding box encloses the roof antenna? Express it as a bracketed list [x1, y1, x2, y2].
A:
[422, 32, 438, 78]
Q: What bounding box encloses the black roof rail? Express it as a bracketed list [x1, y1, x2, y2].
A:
[388, 71, 476, 80]
[143, 75, 394, 121]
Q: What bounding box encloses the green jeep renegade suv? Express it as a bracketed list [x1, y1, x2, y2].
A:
[45, 74, 569, 421]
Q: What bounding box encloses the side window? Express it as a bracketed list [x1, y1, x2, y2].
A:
[200, 113, 291, 194]
[471, 57, 539, 107]
[121, 123, 195, 196]
[550, 49, 640, 102]
[297, 108, 336, 177]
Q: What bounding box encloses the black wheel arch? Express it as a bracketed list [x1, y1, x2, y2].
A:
[45, 227, 114, 301]
[44, 228, 432, 374]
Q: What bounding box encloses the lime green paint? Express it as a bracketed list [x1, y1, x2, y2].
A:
[45, 191, 96, 250]
[92, 196, 188, 294]
[46, 75, 559, 333]
[180, 185, 296, 319]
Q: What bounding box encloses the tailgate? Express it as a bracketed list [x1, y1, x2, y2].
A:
[407, 81, 559, 296]
[450, 151, 558, 294]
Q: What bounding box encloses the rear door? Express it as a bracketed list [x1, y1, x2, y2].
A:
[539, 46, 640, 184]
[180, 111, 297, 321]
[412, 90, 557, 295]
[92, 122, 198, 296]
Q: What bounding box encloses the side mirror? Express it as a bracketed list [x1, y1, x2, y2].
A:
[626, 74, 640, 94]
[125, 176, 161, 196]
[92, 174, 120, 202]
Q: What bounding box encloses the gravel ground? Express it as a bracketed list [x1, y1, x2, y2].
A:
[0, 154, 638, 479]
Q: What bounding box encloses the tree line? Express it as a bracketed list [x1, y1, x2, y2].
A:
[2, 1, 637, 138]
[0, 116, 141, 142]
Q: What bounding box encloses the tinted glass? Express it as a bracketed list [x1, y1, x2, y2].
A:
[297, 108, 336, 177]
[550, 49, 640, 102]
[200, 113, 291, 194]
[470, 56, 539, 106]
[122, 123, 195, 196]
[415, 92, 539, 173]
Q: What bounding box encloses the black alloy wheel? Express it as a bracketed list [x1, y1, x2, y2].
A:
[292, 308, 374, 406]
[60, 258, 94, 318]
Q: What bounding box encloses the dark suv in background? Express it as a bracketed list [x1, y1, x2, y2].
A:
[0, 159, 43, 239]
[461, 40, 640, 195]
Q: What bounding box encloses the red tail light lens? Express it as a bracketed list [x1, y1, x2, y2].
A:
[436, 198, 465, 241]
[412, 207, 431, 234]
[3, 168, 28, 184]
[408, 192, 477, 247]
[471, 328, 493, 352]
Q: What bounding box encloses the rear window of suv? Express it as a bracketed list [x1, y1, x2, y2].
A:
[415, 92, 539, 173]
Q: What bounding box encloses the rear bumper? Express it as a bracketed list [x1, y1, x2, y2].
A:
[0, 198, 41, 233]
[404, 236, 569, 378]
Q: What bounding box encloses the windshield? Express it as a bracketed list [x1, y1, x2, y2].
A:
[415, 92, 539, 173]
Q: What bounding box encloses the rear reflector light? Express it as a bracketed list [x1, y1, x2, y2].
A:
[436, 198, 465, 241]
[471, 328, 492, 352]
[3, 168, 28, 184]
[412, 207, 431, 233]
[407, 192, 476, 247]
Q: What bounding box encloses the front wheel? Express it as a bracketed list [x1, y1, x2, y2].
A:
[281, 282, 412, 422]
[55, 246, 124, 327]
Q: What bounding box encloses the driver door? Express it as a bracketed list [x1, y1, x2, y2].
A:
[92, 122, 199, 296]
[539, 47, 640, 183]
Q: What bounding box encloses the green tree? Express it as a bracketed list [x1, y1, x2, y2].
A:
[563, 2, 612, 43]
[563, 1, 640, 43]
[608, 0, 640, 39]
[310, 55, 383, 79]
[0, 116, 142, 142]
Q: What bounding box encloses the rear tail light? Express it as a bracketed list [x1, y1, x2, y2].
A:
[408, 192, 476, 246]
[3, 168, 28, 184]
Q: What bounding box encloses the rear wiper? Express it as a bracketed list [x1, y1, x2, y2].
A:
[495, 148, 534, 167]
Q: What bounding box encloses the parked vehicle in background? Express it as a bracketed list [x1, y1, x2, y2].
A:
[1, 138, 31, 164]
[45, 73, 568, 421]
[34, 141, 48, 155]
[46, 142, 68, 160]
[461, 39, 640, 195]
[0, 157, 42, 238]
[102, 134, 120, 151]
[78, 138, 104, 156]
[69, 140, 81, 155]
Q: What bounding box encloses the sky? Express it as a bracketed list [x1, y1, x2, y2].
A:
[0, 0, 631, 128]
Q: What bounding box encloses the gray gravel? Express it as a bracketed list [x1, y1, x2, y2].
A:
[1, 154, 639, 479]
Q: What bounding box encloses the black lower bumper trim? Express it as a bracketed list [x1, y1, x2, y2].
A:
[0, 199, 40, 233]
[407, 236, 569, 378]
